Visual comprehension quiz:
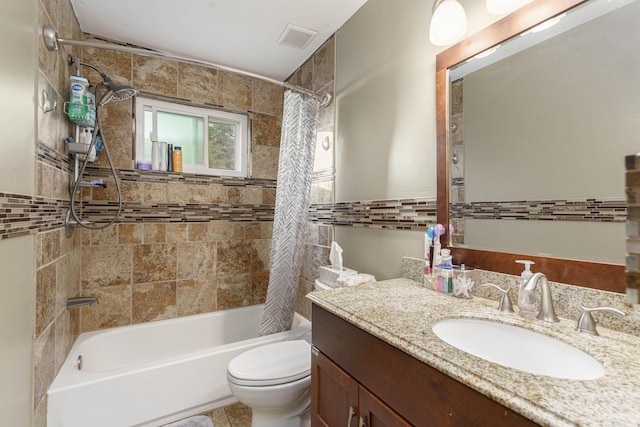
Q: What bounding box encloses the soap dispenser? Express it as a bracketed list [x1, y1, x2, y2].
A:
[516, 260, 537, 318]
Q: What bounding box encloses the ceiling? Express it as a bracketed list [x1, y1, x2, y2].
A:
[70, 0, 369, 82]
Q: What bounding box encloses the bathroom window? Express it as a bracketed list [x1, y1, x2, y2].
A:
[135, 96, 249, 177]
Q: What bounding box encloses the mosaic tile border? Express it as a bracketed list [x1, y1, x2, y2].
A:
[0, 192, 67, 239]
[450, 199, 626, 222]
[309, 198, 437, 231]
[82, 202, 274, 223]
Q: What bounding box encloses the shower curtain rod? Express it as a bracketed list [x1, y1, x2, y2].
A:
[42, 26, 333, 108]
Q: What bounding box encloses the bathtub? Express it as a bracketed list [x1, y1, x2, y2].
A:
[47, 304, 312, 427]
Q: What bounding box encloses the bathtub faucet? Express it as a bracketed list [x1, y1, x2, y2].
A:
[67, 296, 99, 309]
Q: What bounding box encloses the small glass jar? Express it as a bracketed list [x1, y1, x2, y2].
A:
[452, 264, 474, 298]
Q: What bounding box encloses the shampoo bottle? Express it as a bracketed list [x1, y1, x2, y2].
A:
[516, 260, 537, 317]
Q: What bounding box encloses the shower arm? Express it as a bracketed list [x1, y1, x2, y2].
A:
[43, 27, 333, 108]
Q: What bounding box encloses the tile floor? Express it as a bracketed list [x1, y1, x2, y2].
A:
[164, 403, 252, 427]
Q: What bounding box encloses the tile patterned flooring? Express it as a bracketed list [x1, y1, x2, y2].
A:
[164, 403, 252, 427]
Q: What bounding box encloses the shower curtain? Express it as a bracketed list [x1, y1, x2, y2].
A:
[259, 90, 320, 335]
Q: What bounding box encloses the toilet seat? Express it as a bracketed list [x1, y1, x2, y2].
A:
[227, 340, 311, 387]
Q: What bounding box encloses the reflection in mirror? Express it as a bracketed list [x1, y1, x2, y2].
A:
[436, 0, 631, 293]
[449, 0, 639, 265]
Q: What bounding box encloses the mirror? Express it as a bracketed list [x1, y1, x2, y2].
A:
[436, 0, 629, 293]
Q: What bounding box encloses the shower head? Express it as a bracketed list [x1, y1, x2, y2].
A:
[99, 76, 137, 106]
[72, 59, 137, 106]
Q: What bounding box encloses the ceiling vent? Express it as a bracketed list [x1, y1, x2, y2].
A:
[277, 24, 318, 49]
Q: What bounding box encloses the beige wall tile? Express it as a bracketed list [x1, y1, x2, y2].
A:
[167, 182, 227, 204]
[38, 6, 58, 89]
[37, 229, 61, 267]
[217, 241, 257, 275]
[88, 226, 118, 246]
[132, 281, 177, 323]
[82, 244, 132, 288]
[133, 243, 177, 284]
[299, 59, 313, 91]
[313, 37, 335, 92]
[177, 278, 217, 316]
[178, 62, 218, 105]
[119, 223, 143, 244]
[80, 285, 132, 332]
[217, 274, 252, 309]
[36, 264, 56, 336]
[251, 145, 279, 180]
[188, 223, 209, 242]
[262, 188, 276, 205]
[81, 45, 132, 87]
[33, 324, 55, 410]
[133, 55, 178, 97]
[177, 242, 216, 280]
[252, 113, 281, 147]
[54, 308, 79, 372]
[55, 249, 81, 316]
[252, 271, 269, 304]
[219, 72, 252, 111]
[166, 223, 189, 243]
[144, 223, 166, 243]
[252, 80, 283, 116]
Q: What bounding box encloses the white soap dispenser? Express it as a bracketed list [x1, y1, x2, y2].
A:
[516, 260, 537, 318]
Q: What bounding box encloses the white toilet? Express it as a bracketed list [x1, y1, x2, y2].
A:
[225, 277, 341, 426]
[226, 340, 312, 427]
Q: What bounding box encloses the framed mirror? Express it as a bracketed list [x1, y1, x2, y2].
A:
[436, 0, 635, 293]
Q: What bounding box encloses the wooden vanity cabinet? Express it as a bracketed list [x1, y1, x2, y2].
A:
[312, 346, 411, 427]
[311, 304, 540, 427]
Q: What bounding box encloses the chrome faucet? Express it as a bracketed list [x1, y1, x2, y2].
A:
[67, 296, 99, 309]
[522, 272, 559, 323]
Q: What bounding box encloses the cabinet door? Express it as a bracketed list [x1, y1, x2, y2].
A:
[311, 347, 359, 427]
[359, 385, 412, 427]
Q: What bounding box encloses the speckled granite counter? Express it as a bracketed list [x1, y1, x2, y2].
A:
[307, 278, 640, 427]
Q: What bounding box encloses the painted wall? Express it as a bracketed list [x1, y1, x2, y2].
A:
[0, 0, 37, 425]
[334, 0, 513, 279]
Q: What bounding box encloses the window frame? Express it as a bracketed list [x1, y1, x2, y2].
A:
[134, 96, 249, 177]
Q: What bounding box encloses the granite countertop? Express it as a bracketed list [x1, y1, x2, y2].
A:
[307, 278, 640, 427]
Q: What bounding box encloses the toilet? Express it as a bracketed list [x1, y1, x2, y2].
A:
[225, 277, 341, 427]
[226, 340, 312, 427]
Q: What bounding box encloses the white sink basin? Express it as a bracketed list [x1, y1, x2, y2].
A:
[432, 318, 604, 380]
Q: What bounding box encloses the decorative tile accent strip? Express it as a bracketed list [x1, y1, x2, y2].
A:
[0, 192, 67, 239]
[82, 202, 274, 223]
[450, 199, 626, 222]
[309, 198, 437, 230]
[38, 142, 73, 173]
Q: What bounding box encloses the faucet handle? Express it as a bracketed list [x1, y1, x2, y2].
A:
[576, 305, 625, 336]
[482, 283, 514, 313]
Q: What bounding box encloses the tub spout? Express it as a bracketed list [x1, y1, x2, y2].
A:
[67, 296, 99, 309]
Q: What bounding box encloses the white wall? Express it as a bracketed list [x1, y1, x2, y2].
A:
[0, 0, 37, 424]
[334, 0, 503, 279]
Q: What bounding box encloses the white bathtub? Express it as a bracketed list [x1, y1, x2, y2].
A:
[47, 304, 312, 427]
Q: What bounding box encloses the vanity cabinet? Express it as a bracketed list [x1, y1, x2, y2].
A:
[312, 347, 411, 427]
[311, 304, 539, 427]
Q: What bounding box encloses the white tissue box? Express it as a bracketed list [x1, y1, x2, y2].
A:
[318, 266, 357, 286]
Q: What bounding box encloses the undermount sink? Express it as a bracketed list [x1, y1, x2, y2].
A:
[432, 318, 604, 380]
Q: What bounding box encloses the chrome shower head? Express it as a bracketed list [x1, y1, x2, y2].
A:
[99, 75, 137, 106]
[72, 58, 137, 106]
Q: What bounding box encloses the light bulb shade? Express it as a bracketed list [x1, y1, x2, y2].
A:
[486, 0, 533, 15]
[430, 0, 468, 46]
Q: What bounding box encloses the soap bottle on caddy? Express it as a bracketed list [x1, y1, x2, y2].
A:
[434, 249, 453, 293]
[516, 260, 537, 317]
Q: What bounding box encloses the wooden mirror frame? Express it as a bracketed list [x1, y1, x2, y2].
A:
[436, 0, 625, 293]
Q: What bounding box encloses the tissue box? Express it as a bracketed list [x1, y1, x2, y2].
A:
[318, 266, 357, 286]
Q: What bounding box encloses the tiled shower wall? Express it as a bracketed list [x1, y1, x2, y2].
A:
[35, 0, 82, 424]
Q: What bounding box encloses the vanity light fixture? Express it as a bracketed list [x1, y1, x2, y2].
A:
[525, 13, 567, 34]
[486, 0, 533, 15]
[429, 0, 467, 46]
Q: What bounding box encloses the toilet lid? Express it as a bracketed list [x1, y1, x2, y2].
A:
[227, 340, 311, 386]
